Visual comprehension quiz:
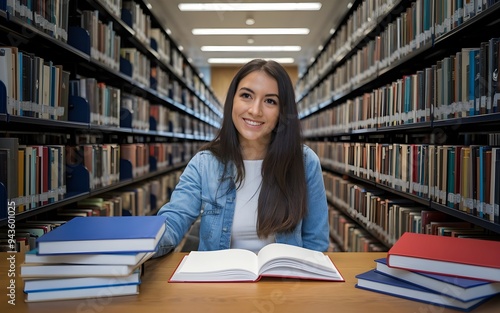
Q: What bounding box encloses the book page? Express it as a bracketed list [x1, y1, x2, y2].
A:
[182, 249, 258, 273]
[257, 243, 343, 280]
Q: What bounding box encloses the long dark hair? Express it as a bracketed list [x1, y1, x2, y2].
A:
[202, 59, 307, 237]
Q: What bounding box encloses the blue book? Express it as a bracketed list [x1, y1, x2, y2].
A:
[423, 0, 431, 32]
[24, 269, 141, 293]
[25, 248, 154, 265]
[404, 76, 411, 123]
[356, 269, 495, 312]
[469, 49, 479, 116]
[374, 258, 500, 302]
[36, 216, 167, 255]
[25, 284, 139, 303]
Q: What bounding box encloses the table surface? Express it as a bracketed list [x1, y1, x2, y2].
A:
[1, 252, 499, 313]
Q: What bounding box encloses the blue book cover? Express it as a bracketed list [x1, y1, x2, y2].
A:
[404, 76, 411, 123]
[469, 49, 478, 116]
[423, 0, 431, 32]
[480, 146, 492, 218]
[24, 269, 141, 293]
[374, 258, 500, 302]
[356, 269, 495, 311]
[457, 0, 464, 26]
[24, 283, 139, 302]
[36, 216, 167, 255]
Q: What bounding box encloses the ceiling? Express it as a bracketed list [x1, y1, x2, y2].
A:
[146, 0, 353, 73]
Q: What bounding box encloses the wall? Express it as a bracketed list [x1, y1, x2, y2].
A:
[210, 65, 299, 105]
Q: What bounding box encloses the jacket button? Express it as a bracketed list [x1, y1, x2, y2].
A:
[222, 227, 227, 232]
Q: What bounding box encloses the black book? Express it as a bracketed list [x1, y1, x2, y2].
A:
[58, 67, 70, 121]
[0, 138, 19, 204]
[495, 148, 500, 224]
[488, 38, 499, 113]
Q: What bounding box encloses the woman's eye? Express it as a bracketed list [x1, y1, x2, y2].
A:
[240, 93, 251, 99]
[265, 99, 277, 105]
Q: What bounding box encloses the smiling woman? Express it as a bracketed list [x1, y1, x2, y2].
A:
[155, 59, 330, 257]
[231, 70, 280, 160]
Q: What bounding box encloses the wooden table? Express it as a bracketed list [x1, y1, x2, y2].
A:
[1, 252, 499, 313]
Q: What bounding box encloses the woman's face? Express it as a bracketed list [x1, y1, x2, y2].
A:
[232, 70, 280, 153]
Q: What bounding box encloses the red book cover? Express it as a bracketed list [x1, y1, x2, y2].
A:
[387, 232, 500, 282]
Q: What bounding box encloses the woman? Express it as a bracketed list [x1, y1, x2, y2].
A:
[155, 59, 329, 257]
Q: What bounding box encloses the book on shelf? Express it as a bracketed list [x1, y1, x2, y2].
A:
[0, 138, 19, 203]
[0, 47, 17, 110]
[24, 269, 141, 293]
[420, 210, 454, 233]
[375, 258, 500, 302]
[35, 216, 167, 255]
[355, 269, 494, 312]
[25, 248, 155, 265]
[387, 232, 500, 282]
[24, 284, 139, 303]
[169, 243, 345, 283]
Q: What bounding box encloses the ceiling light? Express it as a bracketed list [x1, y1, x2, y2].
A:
[245, 17, 255, 25]
[192, 28, 309, 35]
[178, 3, 322, 11]
[201, 46, 301, 52]
[247, 37, 255, 44]
[208, 58, 295, 64]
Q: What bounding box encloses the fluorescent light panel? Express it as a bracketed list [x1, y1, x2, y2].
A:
[192, 28, 309, 35]
[179, 3, 322, 11]
[201, 46, 301, 52]
[208, 58, 294, 64]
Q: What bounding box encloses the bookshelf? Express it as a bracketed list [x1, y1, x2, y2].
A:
[298, 0, 500, 251]
[0, 0, 222, 227]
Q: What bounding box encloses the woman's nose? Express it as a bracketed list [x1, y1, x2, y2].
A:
[248, 101, 262, 115]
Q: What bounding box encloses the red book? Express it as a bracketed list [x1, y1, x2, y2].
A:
[34, 146, 49, 206]
[387, 232, 500, 282]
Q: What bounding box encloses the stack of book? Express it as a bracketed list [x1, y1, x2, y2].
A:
[20, 216, 167, 302]
[355, 232, 500, 311]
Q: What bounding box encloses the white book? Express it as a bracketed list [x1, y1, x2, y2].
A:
[0, 47, 14, 101]
[20, 258, 147, 278]
[24, 270, 141, 292]
[169, 243, 344, 283]
[25, 248, 154, 265]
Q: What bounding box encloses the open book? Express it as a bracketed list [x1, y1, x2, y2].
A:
[169, 243, 345, 282]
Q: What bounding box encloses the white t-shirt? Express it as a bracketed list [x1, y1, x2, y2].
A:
[230, 160, 275, 252]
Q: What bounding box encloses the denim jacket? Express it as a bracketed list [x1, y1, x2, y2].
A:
[155, 145, 329, 257]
